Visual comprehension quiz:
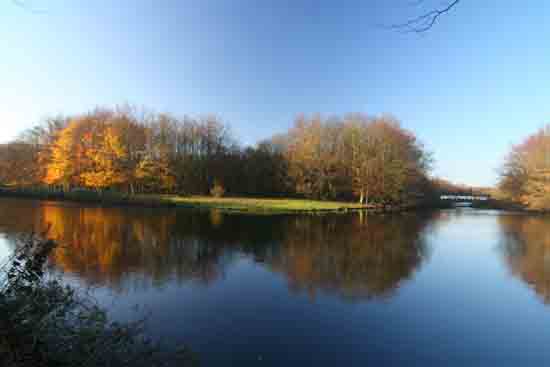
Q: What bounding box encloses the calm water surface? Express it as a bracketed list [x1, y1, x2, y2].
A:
[1, 198, 550, 366]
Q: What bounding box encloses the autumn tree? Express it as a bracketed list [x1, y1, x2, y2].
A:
[281, 113, 431, 203]
[81, 126, 129, 191]
[43, 121, 79, 191]
[500, 125, 550, 209]
[365, 116, 431, 203]
[345, 117, 378, 204]
[499, 146, 528, 200]
[285, 115, 348, 200]
[0, 117, 67, 187]
[134, 154, 159, 193]
[108, 107, 148, 194]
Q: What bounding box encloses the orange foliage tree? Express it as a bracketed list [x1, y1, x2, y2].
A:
[81, 126, 129, 191]
[500, 125, 550, 209]
[43, 121, 78, 191]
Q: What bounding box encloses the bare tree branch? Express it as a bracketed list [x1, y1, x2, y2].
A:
[391, 0, 461, 33]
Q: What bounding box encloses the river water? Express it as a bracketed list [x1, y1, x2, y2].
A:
[1, 198, 549, 366]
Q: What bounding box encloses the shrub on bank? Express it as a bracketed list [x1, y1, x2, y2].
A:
[0, 234, 197, 367]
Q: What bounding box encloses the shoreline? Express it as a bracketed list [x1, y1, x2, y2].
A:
[0, 188, 392, 214]
[3, 188, 538, 215]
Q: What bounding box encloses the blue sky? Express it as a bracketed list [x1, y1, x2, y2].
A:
[2, 0, 549, 186]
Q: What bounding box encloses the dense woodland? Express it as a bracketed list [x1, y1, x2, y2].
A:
[500, 125, 550, 210]
[0, 106, 434, 204]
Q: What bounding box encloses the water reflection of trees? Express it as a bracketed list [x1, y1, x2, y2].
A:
[498, 215, 550, 303]
[0, 199, 435, 300]
[267, 214, 433, 300]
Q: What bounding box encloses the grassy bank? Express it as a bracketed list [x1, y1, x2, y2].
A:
[148, 195, 369, 213]
[0, 187, 374, 214]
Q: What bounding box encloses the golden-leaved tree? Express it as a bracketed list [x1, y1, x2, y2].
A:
[500, 125, 550, 209]
[134, 153, 175, 193]
[134, 155, 158, 192]
[81, 127, 128, 191]
[44, 121, 78, 191]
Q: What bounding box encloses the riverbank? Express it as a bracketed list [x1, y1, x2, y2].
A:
[4, 187, 538, 214]
[0, 187, 381, 214]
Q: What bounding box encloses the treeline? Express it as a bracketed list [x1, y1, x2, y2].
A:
[0, 106, 433, 203]
[500, 124, 550, 209]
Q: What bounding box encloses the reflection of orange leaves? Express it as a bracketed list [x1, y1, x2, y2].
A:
[500, 216, 550, 303]
[290, 253, 314, 282]
[36, 204, 179, 288]
[209, 210, 224, 228]
[269, 214, 430, 299]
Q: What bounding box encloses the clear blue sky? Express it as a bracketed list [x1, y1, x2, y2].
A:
[2, 0, 549, 186]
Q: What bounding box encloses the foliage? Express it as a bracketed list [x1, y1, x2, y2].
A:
[81, 126, 129, 190]
[0, 235, 196, 366]
[499, 125, 550, 210]
[43, 121, 81, 190]
[283, 114, 432, 202]
[0, 106, 432, 205]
